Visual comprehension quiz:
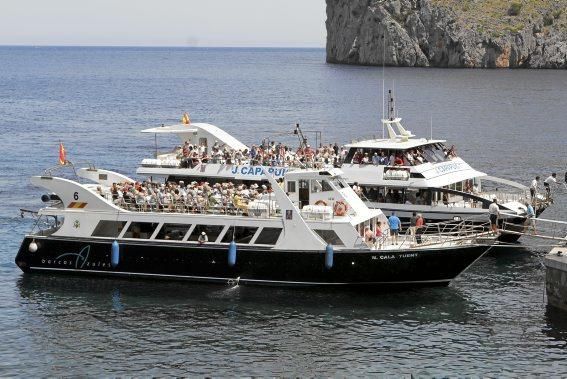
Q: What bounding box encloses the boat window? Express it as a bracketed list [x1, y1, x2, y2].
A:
[384, 188, 404, 204]
[314, 230, 345, 246]
[221, 226, 259, 244]
[92, 220, 127, 238]
[361, 186, 381, 202]
[311, 179, 321, 193]
[155, 223, 191, 240]
[123, 222, 159, 239]
[188, 225, 224, 243]
[344, 148, 357, 164]
[310, 179, 333, 193]
[287, 181, 296, 193]
[254, 227, 282, 245]
[332, 178, 346, 189]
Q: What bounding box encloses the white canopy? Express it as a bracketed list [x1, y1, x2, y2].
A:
[142, 122, 248, 151]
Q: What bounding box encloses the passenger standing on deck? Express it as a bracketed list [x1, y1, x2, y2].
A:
[388, 212, 402, 245]
[409, 211, 418, 240]
[352, 182, 363, 196]
[375, 221, 383, 248]
[530, 176, 540, 200]
[544, 173, 557, 199]
[524, 201, 536, 234]
[364, 227, 375, 247]
[488, 198, 500, 235]
[198, 231, 208, 245]
[415, 214, 425, 244]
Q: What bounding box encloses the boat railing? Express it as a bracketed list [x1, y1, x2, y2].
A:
[500, 217, 567, 243]
[112, 195, 282, 219]
[365, 218, 492, 250]
[43, 161, 97, 179]
[477, 191, 528, 204]
[397, 218, 492, 248]
[27, 214, 64, 237]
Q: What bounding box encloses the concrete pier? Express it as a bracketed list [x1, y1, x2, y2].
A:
[545, 246, 567, 312]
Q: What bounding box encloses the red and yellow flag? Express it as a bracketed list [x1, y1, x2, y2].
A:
[59, 142, 66, 165]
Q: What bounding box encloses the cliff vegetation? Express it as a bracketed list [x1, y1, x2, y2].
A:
[326, 0, 567, 68]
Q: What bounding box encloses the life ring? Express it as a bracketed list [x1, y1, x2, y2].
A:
[334, 200, 348, 216]
[315, 200, 328, 206]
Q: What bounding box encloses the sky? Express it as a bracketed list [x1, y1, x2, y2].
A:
[0, 0, 327, 47]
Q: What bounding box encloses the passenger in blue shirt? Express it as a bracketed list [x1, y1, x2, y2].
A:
[524, 201, 536, 234]
[388, 212, 402, 245]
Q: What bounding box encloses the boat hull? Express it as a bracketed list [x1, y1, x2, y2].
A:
[15, 236, 488, 288]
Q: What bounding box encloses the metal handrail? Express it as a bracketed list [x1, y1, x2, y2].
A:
[43, 161, 97, 178]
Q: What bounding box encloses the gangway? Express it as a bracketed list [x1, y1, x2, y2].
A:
[500, 218, 567, 244]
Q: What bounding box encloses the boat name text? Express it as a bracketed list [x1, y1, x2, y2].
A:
[231, 166, 288, 177]
[435, 162, 465, 175]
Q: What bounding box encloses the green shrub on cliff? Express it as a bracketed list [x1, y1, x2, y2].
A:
[508, 2, 522, 16]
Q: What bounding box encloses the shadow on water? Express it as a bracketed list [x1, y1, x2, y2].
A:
[16, 273, 483, 324]
[478, 245, 544, 270]
[544, 305, 567, 346]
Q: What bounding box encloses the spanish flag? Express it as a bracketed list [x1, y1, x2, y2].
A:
[182, 113, 191, 125]
[59, 142, 66, 165]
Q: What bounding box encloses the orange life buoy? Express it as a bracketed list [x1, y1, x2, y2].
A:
[315, 200, 328, 206]
[333, 200, 348, 216]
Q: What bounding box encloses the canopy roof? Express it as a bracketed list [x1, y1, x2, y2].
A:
[345, 138, 446, 150]
[142, 122, 248, 151]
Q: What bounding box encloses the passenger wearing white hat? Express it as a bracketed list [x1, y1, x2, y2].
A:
[198, 231, 208, 244]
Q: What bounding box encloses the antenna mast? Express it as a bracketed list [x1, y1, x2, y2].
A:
[381, 33, 386, 139]
[388, 88, 396, 121]
[430, 115, 433, 141]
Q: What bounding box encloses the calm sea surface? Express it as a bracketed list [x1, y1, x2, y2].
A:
[0, 46, 566, 376]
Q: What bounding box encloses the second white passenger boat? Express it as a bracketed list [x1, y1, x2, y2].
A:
[134, 110, 550, 243]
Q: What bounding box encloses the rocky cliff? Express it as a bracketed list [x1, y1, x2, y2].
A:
[326, 0, 567, 68]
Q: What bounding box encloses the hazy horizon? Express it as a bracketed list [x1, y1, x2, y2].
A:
[0, 0, 327, 48]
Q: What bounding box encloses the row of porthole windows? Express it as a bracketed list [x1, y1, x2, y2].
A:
[91, 220, 282, 245]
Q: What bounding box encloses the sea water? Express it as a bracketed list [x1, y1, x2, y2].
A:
[0, 46, 566, 376]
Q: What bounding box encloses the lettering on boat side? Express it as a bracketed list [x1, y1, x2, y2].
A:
[372, 253, 418, 260]
[230, 166, 288, 177]
[434, 162, 464, 175]
[40, 245, 105, 269]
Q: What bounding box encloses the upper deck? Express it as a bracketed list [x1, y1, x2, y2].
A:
[134, 116, 493, 191]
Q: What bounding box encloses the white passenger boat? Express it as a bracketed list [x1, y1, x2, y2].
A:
[15, 123, 494, 288]
[134, 113, 548, 243]
[338, 92, 551, 242]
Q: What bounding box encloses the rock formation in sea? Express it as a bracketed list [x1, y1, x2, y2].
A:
[326, 0, 567, 68]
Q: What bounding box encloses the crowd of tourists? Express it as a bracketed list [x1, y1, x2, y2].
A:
[174, 139, 459, 169]
[177, 140, 347, 169]
[97, 180, 277, 213]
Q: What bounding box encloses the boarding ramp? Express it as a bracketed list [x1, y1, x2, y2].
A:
[501, 218, 567, 244]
